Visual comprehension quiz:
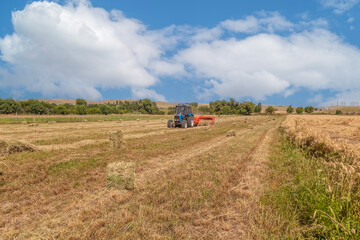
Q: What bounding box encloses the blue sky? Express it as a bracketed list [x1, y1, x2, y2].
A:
[0, 0, 360, 106]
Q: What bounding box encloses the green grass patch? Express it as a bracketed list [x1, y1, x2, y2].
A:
[263, 134, 360, 239]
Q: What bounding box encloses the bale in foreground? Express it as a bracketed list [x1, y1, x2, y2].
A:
[107, 161, 135, 190]
[109, 131, 125, 150]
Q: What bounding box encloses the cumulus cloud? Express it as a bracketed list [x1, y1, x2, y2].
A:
[0, 0, 168, 100]
[220, 11, 294, 34]
[131, 87, 166, 102]
[173, 29, 360, 100]
[321, 0, 360, 14]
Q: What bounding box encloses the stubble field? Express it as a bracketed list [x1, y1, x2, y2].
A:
[0, 115, 282, 239]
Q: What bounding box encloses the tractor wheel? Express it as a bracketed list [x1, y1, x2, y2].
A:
[167, 120, 173, 128]
[188, 116, 194, 128]
[181, 120, 188, 128]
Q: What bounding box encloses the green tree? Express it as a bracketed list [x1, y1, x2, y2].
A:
[287, 105, 294, 114]
[54, 105, 68, 115]
[76, 98, 87, 106]
[265, 106, 275, 114]
[296, 107, 304, 114]
[25, 100, 46, 114]
[254, 103, 262, 113]
[336, 110, 342, 115]
[305, 106, 314, 114]
[0, 99, 21, 114]
[240, 102, 255, 115]
[99, 104, 110, 115]
[76, 105, 87, 115]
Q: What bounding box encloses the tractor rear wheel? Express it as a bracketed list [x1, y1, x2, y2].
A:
[167, 120, 173, 128]
[181, 120, 188, 128]
[188, 116, 194, 128]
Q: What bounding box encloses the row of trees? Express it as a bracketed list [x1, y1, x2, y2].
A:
[0, 98, 165, 115]
[208, 99, 262, 115]
[286, 105, 314, 114]
[0, 97, 319, 116]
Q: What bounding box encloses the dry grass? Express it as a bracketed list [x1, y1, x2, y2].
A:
[282, 115, 360, 159]
[226, 130, 236, 137]
[0, 140, 38, 156]
[0, 115, 283, 239]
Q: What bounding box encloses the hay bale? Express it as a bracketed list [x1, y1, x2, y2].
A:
[83, 119, 88, 122]
[117, 119, 123, 123]
[0, 140, 38, 156]
[109, 131, 125, 150]
[136, 119, 140, 121]
[48, 121, 56, 124]
[28, 123, 39, 127]
[107, 161, 135, 190]
[22, 121, 28, 125]
[226, 130, 236, 137]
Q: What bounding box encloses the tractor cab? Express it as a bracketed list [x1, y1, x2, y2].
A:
[175, 104, 192, 115]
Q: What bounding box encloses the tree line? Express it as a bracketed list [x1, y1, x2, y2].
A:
[286, 105, 314, 114]
[207, 99, 262, 115]
[0, 98, 165, 115]
[0, 97, 318, 116]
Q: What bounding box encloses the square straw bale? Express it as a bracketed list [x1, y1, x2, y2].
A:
[109, 130, 125, 150]
[107, 161, 135, 190]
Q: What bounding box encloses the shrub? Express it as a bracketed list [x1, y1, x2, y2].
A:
[336, 110, 342, 115]
[287, 105, 294, 114]
[296, 107, 304, 114]
[254, 103, 262, 113]
[266, 106, 275, 114]
[305, 106, 314, 114]
[76, 98, 87, 106]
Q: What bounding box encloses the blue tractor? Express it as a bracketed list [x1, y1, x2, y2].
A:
[167, 104, 194, 128]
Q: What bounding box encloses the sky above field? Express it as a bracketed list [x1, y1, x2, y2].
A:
[0, 0, 360, 106]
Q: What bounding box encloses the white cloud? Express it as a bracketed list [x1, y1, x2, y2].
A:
[0, 0, 168, 100]
[308, 94, 323, 104]
[173, 29, 360, 100]
[131, 87, 166, 102]
[220, 11, 294, 34]
[321, 0, 360, 14]
[347, 17, 355, 22]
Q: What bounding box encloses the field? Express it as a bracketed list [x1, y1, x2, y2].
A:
[283, 115, 360, 158]
[0, 114, 283, 239]
[2, 114, 360, 239]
